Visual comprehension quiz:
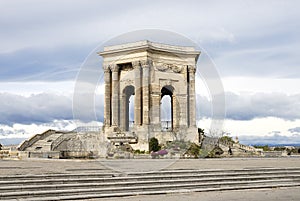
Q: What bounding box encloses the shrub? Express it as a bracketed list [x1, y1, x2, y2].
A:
[185, 143, 200, 158]
[134, 149, 141, 154]
[149, 137, 161, 152]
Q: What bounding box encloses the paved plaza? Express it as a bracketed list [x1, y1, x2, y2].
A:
[1, 157, 300, 200]
[1, 157, 300, 175]
[96, 187, 300, 201]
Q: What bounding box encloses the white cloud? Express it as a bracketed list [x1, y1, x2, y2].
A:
[222, 77, 300, 95]
[198, 117, 300, 145]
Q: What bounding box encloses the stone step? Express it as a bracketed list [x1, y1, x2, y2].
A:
[1, 168, 300, 200]
[1, 170, 300, 186]
[16, 183, 300, 201]
[1, 167, 300, 180]
[0, 175, 299, 193]
[0, 180, 300, 199]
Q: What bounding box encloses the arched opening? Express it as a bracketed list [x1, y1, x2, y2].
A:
[128, 94, 134, 129]
[123, 85, 135, 131]
[161, 85, 174, 131]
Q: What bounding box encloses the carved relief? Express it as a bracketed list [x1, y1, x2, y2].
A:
[172, 64, 183, 73]
[155, 63, 183, 73]
[156, 64, 169, 72]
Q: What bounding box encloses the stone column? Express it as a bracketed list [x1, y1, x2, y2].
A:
[188, 65, 196, 127]
[141, 60, 151, 125]
[133, 61, 142, 126]
[111, 64, 119, 127]
[104, 66, 111, 127]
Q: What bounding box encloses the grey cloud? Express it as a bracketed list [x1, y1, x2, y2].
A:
[225, 92, 300, 120]
[0, 93, 73, 125]
[196, 92, 300, 121]
[213, 42, 300, 78]
[0, 45, 92, 82]
[0, 128, 14, 135]
[1, 90, 299, 127]
[1, 0, 300, 82]
[288, 127, 300, 134]
[0, 92, 106, 125]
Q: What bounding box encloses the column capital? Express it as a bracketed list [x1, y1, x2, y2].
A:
[103, 64, 111, 73]
[110, 64, 119, 72]
[188, 65, 196, 73]
[132, 61, 140, 68]
[140, 59, 153, 68]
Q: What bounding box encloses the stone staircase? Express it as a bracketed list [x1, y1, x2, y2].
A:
[0, 167, 300, 200]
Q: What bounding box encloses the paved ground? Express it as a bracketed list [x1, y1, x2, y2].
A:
[1, 157, 300, 175]
[1, 157, 300, 200]
[93, 187, 300, 201]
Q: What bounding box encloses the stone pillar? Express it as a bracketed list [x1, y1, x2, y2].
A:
[104, 66, 111, 127]
[141, 60, 150, 125]
[151, 85, 161, 131]
[188, 65, 196, 127]
[111, 64, 119, 127]
[178, 94, 188, 127]
[133, 61, 142, 126]
[120, 94, 126, 131]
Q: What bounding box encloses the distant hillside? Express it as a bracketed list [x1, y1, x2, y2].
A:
[251, 143, 300, 147]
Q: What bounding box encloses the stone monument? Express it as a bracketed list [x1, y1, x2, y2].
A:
[98, 41, 200, 151]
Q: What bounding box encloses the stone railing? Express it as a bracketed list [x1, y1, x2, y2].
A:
[235, 143, 257, 152]
[18, 129, 56, 151]
[51, 133, 74, 151]
[73, 126, 102, 133]
[219, 139, 234, 147]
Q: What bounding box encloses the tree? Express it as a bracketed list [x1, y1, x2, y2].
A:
[149, 137, 161, 152]
[0, 143, 2, 150]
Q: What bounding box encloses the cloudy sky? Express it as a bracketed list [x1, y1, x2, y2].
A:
[1, 0, 300, 145]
